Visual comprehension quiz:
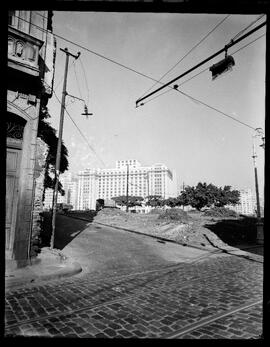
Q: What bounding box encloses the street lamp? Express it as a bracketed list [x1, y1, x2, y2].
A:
[252, 127, 264, 245]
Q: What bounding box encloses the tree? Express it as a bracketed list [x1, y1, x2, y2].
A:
[37, 106, 69, 200]
[145, 195, 163, 207]
[162, 197, 178, 208]
[214, 185, 240, 207]
[177, 182, 240, 211]
[111, 195, 144, 208]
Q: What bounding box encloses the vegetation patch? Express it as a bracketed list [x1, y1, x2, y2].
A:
[157, 208, 191, 223]
[203, 207, 239, 218]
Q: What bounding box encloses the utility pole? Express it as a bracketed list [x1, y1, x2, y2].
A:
[126, 164, 129, 212]
[50, 48, 81, 250]
[252, 128, 264, 245]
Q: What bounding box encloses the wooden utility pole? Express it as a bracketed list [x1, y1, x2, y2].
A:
[50, 48, 80, 249]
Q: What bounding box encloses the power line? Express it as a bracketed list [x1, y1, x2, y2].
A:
[139, 14, 230, 100]
[52, 90, 106, 167]
[142, 33, 266, 106]
[73, 62, 83, 100]
[175, 89, 257, 131]
[12, 14, 264, 133]
[231, 14, 265, 42]
[79, 56, 90, 106]
[136, 20, 266, 106]
[12, 14, 164, 86]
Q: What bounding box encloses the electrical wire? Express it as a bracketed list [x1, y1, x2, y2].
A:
[140, 33, 265, 131]
[142, 32, 266, 105]
[73, 62, 83, 101]
[79, 56, 90, 106]
[52, 90, 106, 168]
[139, 14, 231, 100]
[231, 14, 265, 42]
[11, 14, 264, 133]
[11, 14, 169, 87]
[175, 89, 257, 130]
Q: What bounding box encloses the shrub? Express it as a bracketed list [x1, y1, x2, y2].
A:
[204, 207, 239, 218]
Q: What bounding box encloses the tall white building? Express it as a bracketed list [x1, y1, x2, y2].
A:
[76, 160, 178, 210]
[43, 172, 78, 210]
[229, 188, 255, 215]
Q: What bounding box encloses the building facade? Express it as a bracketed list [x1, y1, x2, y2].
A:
[76, 160, 178, 210]
[6, 11, 56, 267]
[229, 189, 255, 215]
[43, 172, 78, 210]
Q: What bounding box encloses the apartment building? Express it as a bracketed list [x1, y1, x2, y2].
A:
[76, 160, 178, 210]
[229, 189, 255, 215]
[43, 172, 78, 209]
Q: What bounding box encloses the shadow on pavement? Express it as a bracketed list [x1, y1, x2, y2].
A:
[204, 216, 263, 255]
[41, 211, 95, 250]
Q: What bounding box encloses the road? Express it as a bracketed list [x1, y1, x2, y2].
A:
[5, 215, 263, 338]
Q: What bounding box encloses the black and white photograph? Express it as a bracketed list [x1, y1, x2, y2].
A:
[5, 1, 267, 339]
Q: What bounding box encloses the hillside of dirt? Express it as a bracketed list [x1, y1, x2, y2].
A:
[93, 208, 235, 249]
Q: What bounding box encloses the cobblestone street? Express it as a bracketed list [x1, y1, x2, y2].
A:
[5, 252, 263, 338]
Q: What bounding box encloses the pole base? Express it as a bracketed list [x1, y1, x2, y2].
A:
[256, 222, 264, 245]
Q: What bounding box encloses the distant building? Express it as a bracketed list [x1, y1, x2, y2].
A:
[76, 160, 178, 210]
[43, 172, 78, 210]
[229, 189, 255, 215]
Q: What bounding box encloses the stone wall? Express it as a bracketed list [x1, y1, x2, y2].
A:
[30, 137, 48, 259]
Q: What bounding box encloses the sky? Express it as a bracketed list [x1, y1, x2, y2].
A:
[47, 11, 266, 199]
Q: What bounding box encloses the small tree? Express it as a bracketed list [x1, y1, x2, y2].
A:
[145, 195, 163, 207]
[163, 197, 178, 208]
[111, 195, 143, 208]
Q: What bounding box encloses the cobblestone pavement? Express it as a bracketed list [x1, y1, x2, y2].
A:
[5, 252, 263, 339]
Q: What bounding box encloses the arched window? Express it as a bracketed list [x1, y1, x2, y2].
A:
[6, 112, 26, 141]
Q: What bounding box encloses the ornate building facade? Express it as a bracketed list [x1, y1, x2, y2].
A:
[6, 11, 56, 268]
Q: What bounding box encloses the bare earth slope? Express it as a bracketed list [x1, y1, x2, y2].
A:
[93, 208, 230, 250]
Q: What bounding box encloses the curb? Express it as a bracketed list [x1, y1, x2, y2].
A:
[5, 261, 82, 291]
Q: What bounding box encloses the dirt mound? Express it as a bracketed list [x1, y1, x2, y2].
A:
[157, 208, 191, 223]
[203, 207, 239, 218]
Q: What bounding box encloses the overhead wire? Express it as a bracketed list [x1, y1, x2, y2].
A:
[52, 90, 106, 168]
[176, 89, 256, 131]
[12, 14, 265, 133]
[140, 33, 265, 131]
[11, 14, 170, 86]
[142, 32, 266, 106]
[138, 14, 231, 100]
[231, 14, 265, 42]
[79, 56, 90, 106]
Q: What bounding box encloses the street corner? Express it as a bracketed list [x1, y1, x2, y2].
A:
[5, 248, 82, 292]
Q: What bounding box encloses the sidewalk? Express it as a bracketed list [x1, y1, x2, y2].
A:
[5, 247, 82, 291]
